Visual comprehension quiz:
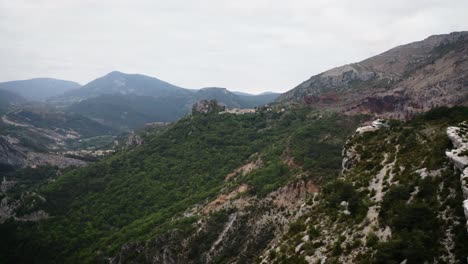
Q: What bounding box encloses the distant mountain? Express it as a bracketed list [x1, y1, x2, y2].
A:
[0, 90, 26, 113]
[277, 31, 468, 119]
[56, 71, 190, 103]
[66, 94, 188, 131]
[194, 87, 279, 108]
[237, 93, 279, 108]
[194, 87, 245, 108]
[258, 91, 278, 95]
[232, 91, 254, 96]
[0, 78, 81, 101]
[56, 72, 278, 130]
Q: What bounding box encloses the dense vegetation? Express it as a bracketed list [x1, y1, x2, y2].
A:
[273, 107, 468, 263]
[3, 106, 467, 264]
[0, 106, 364, 263]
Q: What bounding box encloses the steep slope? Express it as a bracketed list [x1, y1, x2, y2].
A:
[0, 103, 117, 169]
[0, 78, 81, 101]
[3, 104, 467, 264]
[266, 107, 468, 263]
[0, 104, 365, 263]
[1, 102, 468, 263]
[277, 31, 468, 119]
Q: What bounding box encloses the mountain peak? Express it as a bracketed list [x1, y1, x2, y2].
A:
[277, 31, 468, 119]
[106, 70, 125, 75]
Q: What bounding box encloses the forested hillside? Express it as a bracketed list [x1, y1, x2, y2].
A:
[2, 104, 467, 263]
[0, 104, 365, 263]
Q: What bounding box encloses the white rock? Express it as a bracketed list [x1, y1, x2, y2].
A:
[356, 125, 379, 134]
[446, 150, 468, 170]
[464, 199, 468, 221]
[356, 119, 389, 134]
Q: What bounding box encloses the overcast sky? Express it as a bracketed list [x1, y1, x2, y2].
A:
[1, 0, 467, 93]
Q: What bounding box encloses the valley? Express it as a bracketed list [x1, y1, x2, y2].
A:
[0, 31, 467, 264]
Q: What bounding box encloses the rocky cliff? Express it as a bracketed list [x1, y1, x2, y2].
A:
[277, 31, 468, 119]
[445, 122, 468, 230]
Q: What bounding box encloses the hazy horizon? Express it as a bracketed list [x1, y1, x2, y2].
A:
[1, 0, 467, 93]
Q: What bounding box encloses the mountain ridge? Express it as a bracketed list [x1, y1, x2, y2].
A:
[277, 31, 468, 119]
[0, 78, 81, 102]
[54, 72, 279, 130]
[1, 31, 468, 264]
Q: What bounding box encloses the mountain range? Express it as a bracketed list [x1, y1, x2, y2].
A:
[0, 71, 280, 131]
[1, 31, 468, 264]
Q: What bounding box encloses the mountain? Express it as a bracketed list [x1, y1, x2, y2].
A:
[193, 88, 279, 108]
[66, 94, 189, 130]
[237, 92, 279, 108]
[277, 31, 468, 119]
[57, 72, 278, 130]
[56, 71, 190, 103]
[232, 91, 254, 96]
[1, 104, 467, 263]
[194, 87, 245, 108]
[0, 78, 81, 102]
[2, 32, 468, 264]
[0, 90, 26, 113]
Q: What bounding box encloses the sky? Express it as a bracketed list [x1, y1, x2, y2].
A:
[0, 1, 467, 94]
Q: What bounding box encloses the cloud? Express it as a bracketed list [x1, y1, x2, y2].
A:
[0, 0, 467, 93]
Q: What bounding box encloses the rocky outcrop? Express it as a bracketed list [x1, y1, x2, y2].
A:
[111, 176, 319, 264]
[125, 132, 144, 148]
[26, 152, 87, 168]
[192, 100, 225, 114]
[110, 230, 189, 264]
[445, 123, 468, 229]
[0, 134, 87, 169]
[0, 136, 26, 167]
[0, 192, 49, 223]
[342, 119, 389, 172]
[224, 158, 263, 182]
[355, 119, 389, 134]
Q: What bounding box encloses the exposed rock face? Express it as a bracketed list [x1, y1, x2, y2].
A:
[110, 231, 189, 264]
[26, 152, 87, 168]
[0, 192, 49, 223]
[125, 132, 144, 148]
[0, 133, 87, 169]
[192, 100, 225, 114]
[110, 154, 319, 264]
[445, 123, 468, 229]
[277, 31, 468, 119]
[224, 158, 263, 182]
[355, 119, 389, 134]
[0, 136, 26, 167]
[343, 120, 389, 172]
